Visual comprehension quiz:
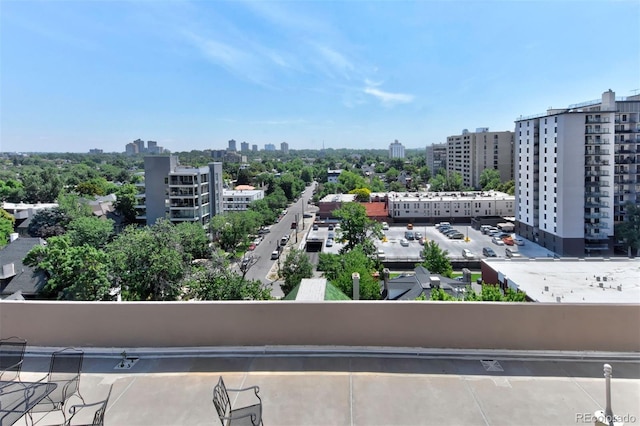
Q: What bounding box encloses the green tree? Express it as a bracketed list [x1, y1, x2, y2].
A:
[281, 249, 313, 296]
[334, 202, 382, 255]
[497, 180, 515, 195]
[210, 211, 261, 252]
[183, 252, 271, 300]
[615, 202, 640, 257]
[349, 188, 371, 202]
[0, 179, 25, 202]
[114, 183, 139, 223]
[369, 177, 386, 192]
[107, 220, 186, 301]
[0, 208, 15, 247]
[420, 241, 453, 278]
[479, 168, 502, 191]
[338, 170, 366, 192]
[23, 236, 112, 300]
[57, 191, 93, 222]
[385, 167, 400, 182]
[429, 170, 464, 192]
[67, 216, 114, 249]
[27, 207, 68, 238]
[22, 168, 63, 203]
[317, 246, 380, 300]
[175, 221, 211, 261]
[300, 167, 314, 184]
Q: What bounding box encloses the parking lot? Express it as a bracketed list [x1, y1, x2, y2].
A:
[306, 223, 556, 260]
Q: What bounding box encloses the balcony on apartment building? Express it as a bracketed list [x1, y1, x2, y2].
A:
[585, 159, 610, 166]
[584, 170, 609, 177]
[584, 222, 609, 230]
[585, 148, 610, 156]
[584, 212, 609, 220]
[585, 127, 610, 134]
[584, 201, 609, 209]
[584, 231, 609, 240]
[585, 116, 610, 123]
[585, 136, 610, 145]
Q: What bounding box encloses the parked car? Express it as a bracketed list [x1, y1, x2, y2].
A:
[462, 249, 475, 259]
[280, 236, 289, 246]
[303, 213, 313, 218]
[505, 247, 522, 258]
[443, 229, 459, 236]
[407, 223, 413, 230]
[405, 231, 414, 240]
[382, 222, 389, 230]
[492, 236, 505, 245]
[439, 226, 453, 234]
[513, 236, 525, 246]
[326, 238, 334, 247]
[328, 225, 334, 231]
[400, 238, 409, 247]
[502, 236, 514, 246]
[414, 232, 423, 240]
[449, 232, 464, 239]
[312, 224, 319, 231]
[436, 222, 451, 230]
[376, 248, 386, 260]
[248, 243, 256, 251]
[418, 237, 425, 245]
[270, 251, 280, 260]
[258, 226, 271, 235]
[482, 247, 497, 257]
[328, 232, 335, 239]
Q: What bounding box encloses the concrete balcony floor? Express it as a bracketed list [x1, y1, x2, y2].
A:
[18, 348, 640, 426]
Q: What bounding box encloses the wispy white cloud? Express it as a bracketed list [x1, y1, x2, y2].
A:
[363, 86, 415, 106]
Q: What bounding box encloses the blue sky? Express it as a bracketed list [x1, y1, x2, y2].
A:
[1, 0, 639, 153]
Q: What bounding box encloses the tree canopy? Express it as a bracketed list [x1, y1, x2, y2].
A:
[420, 240, 453, 278]
[334, 202, 382, 255]
[280, 248, 314, 296]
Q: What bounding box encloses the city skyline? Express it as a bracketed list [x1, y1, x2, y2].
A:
[1, 1, 638, 153]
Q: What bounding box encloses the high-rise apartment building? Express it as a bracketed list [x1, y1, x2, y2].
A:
[134, 139, 146, 153]
[252, 144, 258, 152]
[265, 144, 276, 151]
[514, 90, 640, 256]
[389, 140, 405, 159]
[240, 142, 249, 152]
[446, 128, 514, 189]
[125, 142, 138, 155]
[281, 142, 289, 155]
[425, 143, 447, 175]
[136, 156, 223, 227]
[228, 139, 237, 152]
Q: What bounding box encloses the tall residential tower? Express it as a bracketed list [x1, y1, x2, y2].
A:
[514, 90, 640, 256]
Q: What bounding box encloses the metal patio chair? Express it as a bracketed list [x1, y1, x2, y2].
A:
[212, 376, 263, 426]
[29, 348, 85, 424]
[64, 384, 112, 426]
[0, 336, 26, 383]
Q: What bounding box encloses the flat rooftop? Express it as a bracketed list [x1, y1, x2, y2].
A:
[373, 190, 514, 201]
[484, 258, 640, 303]
[17, 347, 640, 426]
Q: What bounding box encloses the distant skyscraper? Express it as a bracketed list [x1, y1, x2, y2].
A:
[89, 148, 103, 154]
[265, 143, 276, 151]
[389, 140, 405, 159]
[240, 142, 249, 152]
[228, 139, 237, 152]
[134, 139, 146, 153]
[252, 144, 258, 152]
[280, 141, 289, 155]
[125, 142, 138, 156]
[147, 141, 158, 154]
[425, 143, 447, 175]
[446, 128, 514, 189]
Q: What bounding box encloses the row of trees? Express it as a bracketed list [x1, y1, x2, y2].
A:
[25, 217, 271, 301]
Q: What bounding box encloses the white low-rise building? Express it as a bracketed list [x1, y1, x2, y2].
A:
[222, 189, 264, 212]
[383, 191, 514, 221]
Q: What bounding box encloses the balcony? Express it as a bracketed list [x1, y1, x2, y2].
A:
[586, 116, 610, 123]
[585, 160, 610, 166]
[585, 222, 610, 230]
[584, 232, 609, 240]
[585, 191, 609, 197]
[585, 128, 610, 134]
[585, 137, 610, 145]
[584, 170, 609, 177]
[585, 149, 610, 156]
[584, 212, 609, 219]
[584, 181, 609, 187]
[584, 201, 609, 208]
[584, 243, 610, 250]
